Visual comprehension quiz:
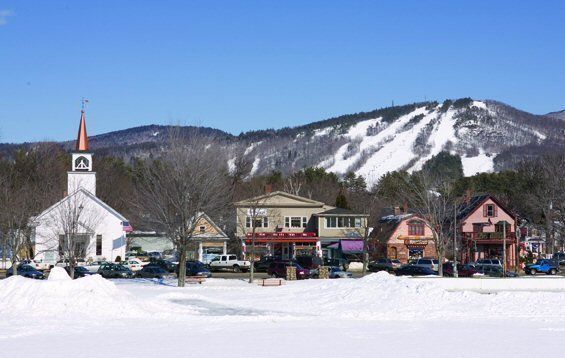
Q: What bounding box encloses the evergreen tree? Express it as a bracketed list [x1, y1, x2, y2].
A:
[335, 191, 350, 209]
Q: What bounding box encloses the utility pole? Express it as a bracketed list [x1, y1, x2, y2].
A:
[502, 220, 507, 277]
[453, 202, 458, 278]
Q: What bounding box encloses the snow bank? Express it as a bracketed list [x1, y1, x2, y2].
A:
[0, 272, 148, 318]
[348, 262, 364, 271]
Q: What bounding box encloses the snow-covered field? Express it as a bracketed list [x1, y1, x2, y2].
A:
[1, 268, 564, 357]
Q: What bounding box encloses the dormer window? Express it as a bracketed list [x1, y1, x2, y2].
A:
[483, 204, 497, 217]
[408, 220, 425, 236]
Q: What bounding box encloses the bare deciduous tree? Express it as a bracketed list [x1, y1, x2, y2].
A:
[38, 189, 102, 278]
[135, 130, 230, 287]
[234, 183, 283, 283]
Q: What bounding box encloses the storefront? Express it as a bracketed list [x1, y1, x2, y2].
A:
[243, 232, 319, 260]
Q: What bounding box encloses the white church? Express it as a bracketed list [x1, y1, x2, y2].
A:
[32, 109, 132, 264]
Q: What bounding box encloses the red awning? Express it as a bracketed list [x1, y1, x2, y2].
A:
[244, 238, 318, 244]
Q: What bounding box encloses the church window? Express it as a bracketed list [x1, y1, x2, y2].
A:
[96, 235, 102, 255]
[75, 156, 90, 171]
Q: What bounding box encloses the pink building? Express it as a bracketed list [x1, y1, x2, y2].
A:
[458, 194, 518, 268]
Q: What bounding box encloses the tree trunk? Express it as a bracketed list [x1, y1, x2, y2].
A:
[249, 227, 256, 284]
[177, 246, 187, 287]
[362, 230, 369, 276]
[12, 258, 17, 276]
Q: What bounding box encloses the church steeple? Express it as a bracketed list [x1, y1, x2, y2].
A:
[68, 105, 96, 196]
[76, 110, 89, 151]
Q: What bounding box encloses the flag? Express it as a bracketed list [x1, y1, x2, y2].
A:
[122, 221, 133, 232]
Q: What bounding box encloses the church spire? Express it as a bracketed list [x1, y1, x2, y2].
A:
[76, 109, 89, 152]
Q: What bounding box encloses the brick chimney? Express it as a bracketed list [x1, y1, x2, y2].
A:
[264, 184, 273, 194]
[403, 200, 408, 214]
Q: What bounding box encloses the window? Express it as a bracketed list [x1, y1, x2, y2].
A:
[96, 235, 102, 255]
[354, 218, 362, 228]
[408, 220, 425, 236]
[325, 216, 361, 228]
[483, 204, 496, 217]
[285, 216, 307, 228]
[245, 216, 268, 228]
[199, 225, 206, 233]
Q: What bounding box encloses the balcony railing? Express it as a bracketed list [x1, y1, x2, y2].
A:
[466, 232, 515, 241]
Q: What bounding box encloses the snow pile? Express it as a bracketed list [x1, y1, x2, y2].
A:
[0, 270, 148, 318]
[47, 266, 72, 281]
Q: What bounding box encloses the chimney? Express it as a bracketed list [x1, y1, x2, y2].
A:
[264, 184, 273, 194]
[403, 201, 408, 214]
[394, 206, 401, 216]
[63, 190, 67, 198]
[464, 189, 472, 204]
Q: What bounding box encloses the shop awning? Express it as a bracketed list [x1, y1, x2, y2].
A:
[327, 240, 364, 254]
[244, 238, 318, 244]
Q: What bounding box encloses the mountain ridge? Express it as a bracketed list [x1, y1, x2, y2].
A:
[2, 98, 564, 186]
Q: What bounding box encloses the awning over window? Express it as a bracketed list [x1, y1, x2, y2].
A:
[327, 240, 364, 254]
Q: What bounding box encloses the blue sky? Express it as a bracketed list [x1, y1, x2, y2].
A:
[0, 1, 564, 143]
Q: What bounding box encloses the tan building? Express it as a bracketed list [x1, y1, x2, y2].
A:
[234, 191, 368, 260]
[371, 208, 436, 264]
[129, 212, 228, 262]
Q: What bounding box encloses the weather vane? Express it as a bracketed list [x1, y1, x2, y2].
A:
[81, 97, 90, 111]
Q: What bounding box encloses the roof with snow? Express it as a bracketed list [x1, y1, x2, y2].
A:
[314, 207, 369, 217]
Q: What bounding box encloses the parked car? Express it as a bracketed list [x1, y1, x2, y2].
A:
[147, 251, 162, 260]
[209, 254, 251, 273]
[65, 265, 94, 278]
[525, 259, 559, 275]
[442, 262, 479, 277]
[395, 265, 438, 276]
[97, 263, 134, 278]
[481, 265, 518, 278]
[55, 258, 86, 267]
[295, 255, 323, 277]
[83, 260, 109, 273]
[368, 258, 402, 272]
[135, 266, 171, 279]
[253, 256, 279, 272]
[412, 258, 439, 271]
[475, 259, 503, 267]
[6, 264, 45, 279]
[268, 261, 310, 280]
[202, 253, 221, 265]
[328, 266, 353, 279]
[323, 257, 349, 271]
[120, 258, 144, 272]
[552, 252, 565, 266]
[148, 259, 178, 273]
[20, 259, 50, 271]
[177, 260, 212, 277]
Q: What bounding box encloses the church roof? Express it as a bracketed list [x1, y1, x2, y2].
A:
[33, 188, 128, 223]
[76, 110, 89, 151]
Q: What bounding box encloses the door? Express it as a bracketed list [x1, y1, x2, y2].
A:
[282, 244, 290, 260]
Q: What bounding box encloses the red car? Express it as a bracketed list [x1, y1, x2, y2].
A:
[268, 261, 310, 280]
[442, 262, 479, 277]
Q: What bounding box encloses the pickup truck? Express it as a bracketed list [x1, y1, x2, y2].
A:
[524, 259, 559, 275]
[209, 254, 251, 273]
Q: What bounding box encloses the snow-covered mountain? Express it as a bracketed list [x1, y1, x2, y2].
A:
[3, 99, 564, 187]
[239, 99, 565, 186]
[546, 109, 565, 121]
